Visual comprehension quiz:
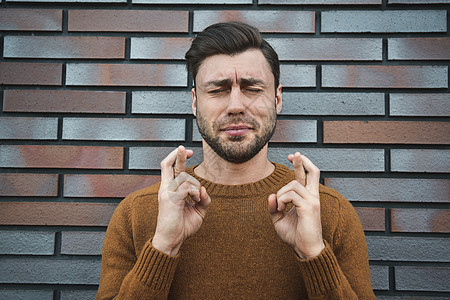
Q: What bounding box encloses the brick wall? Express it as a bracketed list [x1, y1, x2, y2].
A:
[0, 0, 449, 299]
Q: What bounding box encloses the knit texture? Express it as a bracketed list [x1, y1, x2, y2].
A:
[96, 163, 375, 299]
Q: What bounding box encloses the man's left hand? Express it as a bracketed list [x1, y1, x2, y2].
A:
[268, 152, 325, 259]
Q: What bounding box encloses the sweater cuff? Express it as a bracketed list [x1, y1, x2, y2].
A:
[132, 240, 180, 290]
[297, 240, 343, 296]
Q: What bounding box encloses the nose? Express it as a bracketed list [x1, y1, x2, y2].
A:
[225, 86, 245, 115]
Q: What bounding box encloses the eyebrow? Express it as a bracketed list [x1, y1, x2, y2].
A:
[203, 78, 233, 89]
[203, 77, 266, 89]
[240, 77, 266, 87]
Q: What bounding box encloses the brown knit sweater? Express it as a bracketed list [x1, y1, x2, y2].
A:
[96, 163, 375, 299]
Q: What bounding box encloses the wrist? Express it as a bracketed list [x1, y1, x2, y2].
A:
[295, 241, 325, 259]
[151, 235, 181, 256]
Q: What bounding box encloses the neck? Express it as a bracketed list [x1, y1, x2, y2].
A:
[194, 142, 275, 185]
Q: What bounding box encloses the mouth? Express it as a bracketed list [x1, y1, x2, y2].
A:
[220, 125, 253, 136]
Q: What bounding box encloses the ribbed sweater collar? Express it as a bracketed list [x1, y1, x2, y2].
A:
[186, 162, 294, 197]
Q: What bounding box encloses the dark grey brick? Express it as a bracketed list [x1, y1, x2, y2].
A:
[129, 147, 203, 170]
[0, 290, 53, 300]
[370, 265, 389, 291]
[390, 93, 450, 117]
[130, 37, 191, 60]
[193, 10, 314, 33]
[268, 148, 384, 172]
[366, 236, 450, 262]
[0, 258, 100, 285]
[322, 10, 447, 33]
[391, 149, 450, 173]
[132, 91, 192, 114]
[0, 117, 58, 140]
[267, 38, 382, 61]
[325, 178, 449, 202]
[389, 0, 450, 4]
[281, 92, 385, 116]
[396, 266, 450, 292]
[135, 0, 251, 4]
[61, 231, 105, 255]
[280, 65, 316, 87]
[0, 231, 54, 255]
[61, 289, 98, 300]
[62, 118, 185, 141]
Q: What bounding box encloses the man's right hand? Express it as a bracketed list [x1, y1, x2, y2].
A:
[152, 145, 211, 256]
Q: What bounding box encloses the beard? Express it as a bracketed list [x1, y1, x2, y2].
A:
[196, 106, 277, 164]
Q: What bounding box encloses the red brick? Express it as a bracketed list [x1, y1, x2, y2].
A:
[0, 145, 124, 169]
[64, 174, 160, 198]
[193, 10, 315, 33]
[68, 10, 188, 32]
[354, 207, 385, 231]
[65, 63, 186, 87]
[391, 209, 450, 233]
[4, 36, 125, 59]
[0, 63, 62, 86]
[3, 90, 126, 114]
[0, 117, 58, 140]
[389, 38, 450, 60]
[0, 202, 116, 226]
[322, 65, 448, 88]
[0, 9, 62, 31]
[323, 121, 450, 144]
[0, 174, 58, 197]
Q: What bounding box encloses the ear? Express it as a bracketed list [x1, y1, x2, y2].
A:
[275, 84, 282, 114]
[191, 88, 197, 117]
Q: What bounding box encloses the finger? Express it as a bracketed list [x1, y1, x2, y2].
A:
[289, 152, 306, 186]
[276, 180, 304, 199]
[168, 172, 201, 192]
[194, 186, 211, 218]
[300, 155, 320, 194]
[268, 193, 278, 214]
[160, 148, 180, 185]
[174, 145, 188, 177]
[276, 190, 301, 212]
[268, 194, 284, 224]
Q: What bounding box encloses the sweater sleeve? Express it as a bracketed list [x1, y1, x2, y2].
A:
[296, 192, 376, 299]
[95, 196, 180, 300]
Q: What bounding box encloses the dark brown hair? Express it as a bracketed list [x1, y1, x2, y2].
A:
[185, 21, 280, 90]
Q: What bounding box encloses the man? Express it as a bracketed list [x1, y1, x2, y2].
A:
[96, 21, 375, 299]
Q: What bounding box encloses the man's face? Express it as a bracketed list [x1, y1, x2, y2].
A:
[192, 49, 282, 164]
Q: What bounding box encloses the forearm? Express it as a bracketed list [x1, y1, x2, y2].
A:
[114, 242, 179, 299]
[297, 241, 374, 300]
[96, 239, 179, 300]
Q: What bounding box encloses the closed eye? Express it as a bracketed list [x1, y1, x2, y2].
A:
[245, 88, 263, 93]
[208, 88, 228, 94]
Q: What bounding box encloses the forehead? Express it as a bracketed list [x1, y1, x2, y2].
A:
[196, 49, 274, 85]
